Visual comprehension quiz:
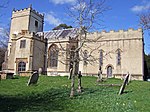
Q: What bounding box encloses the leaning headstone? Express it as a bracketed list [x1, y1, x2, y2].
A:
[27, 71, 39, 86]
[118, 74, 129, 95]
[128, 73, 131, 84]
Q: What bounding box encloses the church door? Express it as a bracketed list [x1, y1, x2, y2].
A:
[107, 66, 113, 78]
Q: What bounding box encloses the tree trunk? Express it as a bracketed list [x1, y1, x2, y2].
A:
[70, 61, 76, 97]
[68, 68, 73, 79]
[77, 76, 82, 93]
[70, 51, 79, 97]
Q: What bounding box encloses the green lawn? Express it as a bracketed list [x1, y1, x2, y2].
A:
[0, 76, 150, 112]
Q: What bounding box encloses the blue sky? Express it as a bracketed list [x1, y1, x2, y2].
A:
[0, 0, 150, 54]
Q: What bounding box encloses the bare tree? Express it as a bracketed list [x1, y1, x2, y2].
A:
[5, 0, 109, 97]
[139, 9, 150, 31]
[0, 27, 9, 70]
[0, 28, 9, 66]
[0, 0, 9, 70]
[66, 0, 109, 97]
[0, 27, 9, 47]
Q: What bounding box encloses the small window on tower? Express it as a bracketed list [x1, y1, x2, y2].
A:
[20, 40, 26, 48]
[35, 20, 38, 27]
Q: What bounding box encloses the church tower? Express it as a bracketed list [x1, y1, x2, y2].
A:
[9, 5, 44, 38]
[5, 6, 46, 75]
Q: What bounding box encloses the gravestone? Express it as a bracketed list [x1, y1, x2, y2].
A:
[97, 70, 102, 82]
[128, 73, 131, 84]
[38, 68, 43, 76]
[77, 71, 82, 93]
[27, 71, 39, 86]
[118, 74, 129, 95]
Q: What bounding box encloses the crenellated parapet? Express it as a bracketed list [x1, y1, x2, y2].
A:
[12, 5, 44, 18]
[11, 31, 35, 39]
[87, 28, 143, 41]
[88, 28, 142, 35]
[11, 30, 46, 42]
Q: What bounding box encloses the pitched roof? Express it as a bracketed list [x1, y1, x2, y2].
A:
[37, 28, 78, 39]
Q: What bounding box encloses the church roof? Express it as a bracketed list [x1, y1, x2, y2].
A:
[43, 28, 78, 39]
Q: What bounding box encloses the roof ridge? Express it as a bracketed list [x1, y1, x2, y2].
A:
[43, 28, 78, 33]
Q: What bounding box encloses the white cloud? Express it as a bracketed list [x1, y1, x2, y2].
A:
[131, 2, 150, 12]
[50, 0, 76, 4]
[45, 12, 62, 26]
[0, 28, 5, 36]
[71, 2, 87, 10]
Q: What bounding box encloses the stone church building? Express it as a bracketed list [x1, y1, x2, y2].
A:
[3, 6, 144, 80]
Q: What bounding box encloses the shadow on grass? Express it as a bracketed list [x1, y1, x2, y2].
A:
[123, 90, 133, 94]
[74, 87, 105, 98]
[0, 88, 72, 112]
[82, 88, 100, 94]
[11, 77, 19, 79]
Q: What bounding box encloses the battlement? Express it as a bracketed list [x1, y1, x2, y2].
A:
[11, 30, 46, 41]
[12, 5, 44, 18]
[12, 30, 35, 38]
[88, 28, 142, 35]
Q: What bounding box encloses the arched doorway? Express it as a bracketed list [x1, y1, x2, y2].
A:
[107, 66, 113, 78]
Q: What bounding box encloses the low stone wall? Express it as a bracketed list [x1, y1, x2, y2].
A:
[19, 71, 33, 76]
[70, 73, 143, 80]
[0, 72, 14, 79]
[0, 73, 7, 79]
[46, 71, 70, 76]
[46, 71, 143, 80]
[114, 74, 143, 80]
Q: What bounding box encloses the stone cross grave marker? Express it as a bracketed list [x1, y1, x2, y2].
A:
[77, 71, 82, 93]
[97, 69, 102, 82]
[27, 71, 39, 86]
[118, 73, 129, 95]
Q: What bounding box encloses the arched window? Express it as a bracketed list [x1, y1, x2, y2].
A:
[83, 50, 88, 65]
[99, 49, 103, 66]
[49, 44, 59, 68]
[18, 61, 26, 72]
[117, 49, 121, 65]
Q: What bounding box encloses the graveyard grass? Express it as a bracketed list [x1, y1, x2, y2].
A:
[0, 76, 150, 112]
